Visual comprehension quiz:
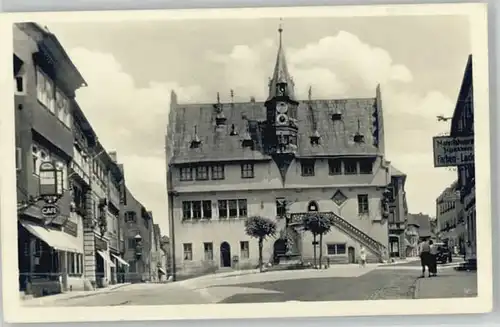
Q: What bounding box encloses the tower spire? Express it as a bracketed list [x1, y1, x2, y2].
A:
[266, 18, 296, 102]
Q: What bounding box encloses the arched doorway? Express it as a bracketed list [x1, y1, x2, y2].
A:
[273, 239, 287, 264]
[348, 246, 356, 264]
[220, 242, 231, 268]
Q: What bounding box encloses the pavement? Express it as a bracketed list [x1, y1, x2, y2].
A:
[22, 258, 476, 306]
[414, 270, 477, 299]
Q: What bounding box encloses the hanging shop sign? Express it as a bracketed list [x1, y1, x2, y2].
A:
[433, 135, 474, 167]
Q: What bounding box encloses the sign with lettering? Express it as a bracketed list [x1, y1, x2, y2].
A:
[433, 135, 475, 167]
[41, 204, 60, 218]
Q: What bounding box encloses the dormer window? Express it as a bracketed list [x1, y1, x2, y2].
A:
[190, 125, 202, 149]
[353, 133, 365, 143]
[215, 112, 227, 127]
[353, 119, 365, 143]
[331, 113, 342, 121]
[230, 124, 238, 136]
[310, 130, 320, 146]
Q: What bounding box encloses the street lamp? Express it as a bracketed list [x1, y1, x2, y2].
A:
[39, 161, 63, 204]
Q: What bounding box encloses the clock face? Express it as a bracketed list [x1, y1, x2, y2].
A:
[276, 102, 288, 114]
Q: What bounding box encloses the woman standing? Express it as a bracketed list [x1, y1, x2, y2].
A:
[359, 246, 367, 267]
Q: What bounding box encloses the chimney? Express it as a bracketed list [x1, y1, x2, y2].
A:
[108, 151, 117, 162]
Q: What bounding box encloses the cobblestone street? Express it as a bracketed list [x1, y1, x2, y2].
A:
[22, 262, 476, 307]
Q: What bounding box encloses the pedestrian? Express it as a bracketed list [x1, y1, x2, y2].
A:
[359, 246, 367, 267]
[429, 239, 438, 277]
[418, 238, 431, 278]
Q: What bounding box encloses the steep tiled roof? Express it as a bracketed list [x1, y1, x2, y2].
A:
[168, 96, 381, 165]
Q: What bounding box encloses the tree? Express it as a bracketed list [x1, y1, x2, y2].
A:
[302, 213, 335, 269]
[244, 216, 277, 272]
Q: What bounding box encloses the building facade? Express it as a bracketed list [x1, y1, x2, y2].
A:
[436, 180, 465, 253]
[15, 23, 145, 296]
[122, 187, 154, 283]
[166, 27, 394, 279]
[14, 23, 87, 296]
[449, 55, 476, 262]
[387, 165, 408, 258]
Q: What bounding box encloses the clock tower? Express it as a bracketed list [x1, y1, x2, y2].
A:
[264, 23, 299, 183]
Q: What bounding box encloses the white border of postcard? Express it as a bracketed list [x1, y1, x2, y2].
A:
[0, 2, 492, 323]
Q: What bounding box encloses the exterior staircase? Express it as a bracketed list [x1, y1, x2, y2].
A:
[290, 212, 388, 262]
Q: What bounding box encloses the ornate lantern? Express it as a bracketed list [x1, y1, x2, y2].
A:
[134, 234, 143, 258]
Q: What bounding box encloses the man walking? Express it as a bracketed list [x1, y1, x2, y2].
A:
[418, 238, 431, 278]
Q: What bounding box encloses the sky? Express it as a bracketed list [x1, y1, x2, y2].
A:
[42, 15, 471, 235]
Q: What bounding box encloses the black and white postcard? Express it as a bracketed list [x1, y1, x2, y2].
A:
[0, 3, 492, 323]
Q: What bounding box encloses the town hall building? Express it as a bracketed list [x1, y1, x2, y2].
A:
[166, 26, 396, 278]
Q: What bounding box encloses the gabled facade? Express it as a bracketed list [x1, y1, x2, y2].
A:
[166, 26, 394, 279]
[122, 187, 154, 283]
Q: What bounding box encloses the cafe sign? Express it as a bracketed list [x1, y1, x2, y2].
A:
[41, 204, 60, 219]
[433, 135, 474, 168]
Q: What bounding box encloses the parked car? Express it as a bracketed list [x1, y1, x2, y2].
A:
[434, 242, 452, 264]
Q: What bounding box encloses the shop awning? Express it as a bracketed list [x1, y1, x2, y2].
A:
[20, 220, 81, 253]
[158, 268, 166, 275]
[97, 250, 116, 268]
[111, 253, 129, 266]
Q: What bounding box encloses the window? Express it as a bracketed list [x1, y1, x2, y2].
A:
[128, 238, 136, 249]
[14, 69, 25, 94]
[183, 200, 212, 220]
[182, 201, 191, 220]
[204, 242, 213, 261]
[183, 243, 193, 261]
[32, 146, 39, 175]
[238, 199, 248, 217]
[344, 159, 357, 175]
[180, 167, 193, 181]
[328, 159, 342, 175]
[228, 200, 238, 218]
[327, 243, 346, 255]
[218, 200, 228, 218]
[301, 160, 315, 176]
[192, 201, 202, 219]
[240, 241, 250, 259]
[211, 165, 225, 180]
[195, 166, 208, 180]
[359, 158, 373, 174]
[36, 69, 55, 113]
[55, 88, 70, 128]
[202, 200, 212, 219]
[276, 198, 286, 217]
[357, 194, 369, 215]
[125, 211, 137, 223]
[241, 163, 255, 179]
[218, 199, 247, 218]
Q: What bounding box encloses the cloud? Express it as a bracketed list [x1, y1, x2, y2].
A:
[69, 48, 203, 231]
[204, 31, 457, 217]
